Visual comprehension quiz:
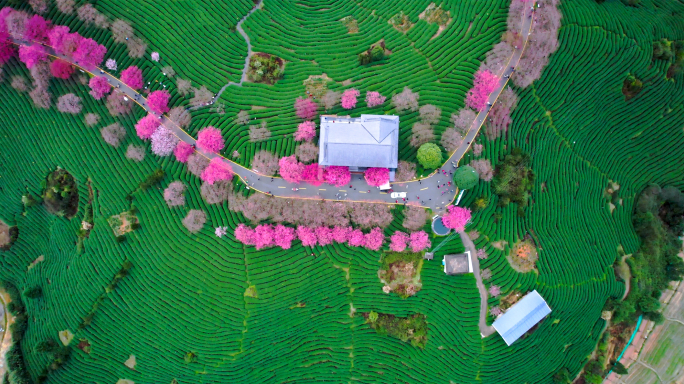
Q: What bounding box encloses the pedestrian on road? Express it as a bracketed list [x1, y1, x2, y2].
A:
[367, 190, 370, 193]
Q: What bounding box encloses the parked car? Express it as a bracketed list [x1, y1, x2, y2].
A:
[391, 192, 406, 198]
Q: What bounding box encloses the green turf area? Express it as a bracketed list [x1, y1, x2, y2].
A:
[2, 0, 684, 383]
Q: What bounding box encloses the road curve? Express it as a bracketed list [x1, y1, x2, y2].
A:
[9, 0, 535, 214]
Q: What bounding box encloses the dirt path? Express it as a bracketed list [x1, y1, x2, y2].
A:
[0, 290, 13, 380]
[458, 231, 496, 337]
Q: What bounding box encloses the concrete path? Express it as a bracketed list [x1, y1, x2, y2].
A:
[459, 231, 496, 337]
[9, 0, 535, 213]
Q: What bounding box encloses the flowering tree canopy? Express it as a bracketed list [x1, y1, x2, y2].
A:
[18, 44, 47, 68]
[235, 224, 256, 246]
[365, 91, 386, 107]
[297, 226, 317, 247]
[254, 224, 275, 250]
[364, 227, 384, 251]
[174, 141, 194, 163]
[348, 229, 365, 247]
[151, 51, 160, 61]
[196, 126, 224, 153]
[147, 90, 170, 114]
[466, 69, 499, 111]
[89, 76, 110, 100]
[294, 97, 317, 120]
[364, 167, 389, 187]
[324, 166, 351, 187]
[105, 58, 117, 70]
[332, 226, 352, 243]
[24, 15, 50, 42]
[278, 155, 304, 183]
[409, 231, 431, 252]
[274, 224, 296, 249]
[315, 226, 333, 246]
[0, 31, 15, 65]
[135, 114, 161, 140]
[301, 163, 324, 186]
[200, 158, 233, 185]
[151, 126, 179, 156]
[73, 37, 106, 68]
[389, 231, 409, 252]
[294, 121, 316, 141]
[441, 206, 472, 231]
[50, 59, 73, 79]
[341, 88, 360, 109]
[120, 65, 143, 89]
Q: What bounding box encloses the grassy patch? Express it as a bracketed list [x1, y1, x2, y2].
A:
[378, 252, 424, 298]
[247, 53, 284, 85]
[364, 312, 428, 348]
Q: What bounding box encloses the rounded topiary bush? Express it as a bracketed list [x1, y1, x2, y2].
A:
[453, 165, 479, 190]
[417, 143, 442, 169]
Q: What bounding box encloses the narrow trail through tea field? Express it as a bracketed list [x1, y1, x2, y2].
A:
[10, 0, 535, 338]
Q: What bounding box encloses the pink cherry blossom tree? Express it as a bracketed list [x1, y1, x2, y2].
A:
[364, 167, 389, 187]
[18, 44, 47, 69]
[441, 206, 472, 231]
[200, 158, 233, 185]
[24, 15, 50, 43]
[315, 226, 333, 246]
[348, 229, 365, 247]
[73, 37, 106, 68]
[301, 163, 324, 186]
[151, 126, 179, 156]
[389, 231, 409, 252]
[278, 155, 304, 183]
[235, 224, 256, 246]
[135, 114, 160, 140]
[364, 227, 384, 251]
[332, 226, 352, 243]
[120, 65, 143, 89]
[294, 121, 316, 141]
[274, 224, 296, 249]
[50, 59, 73, 79]
[297, 226, 317, 247]
[341, 88, 360, 109]
[295, 97, 317, 120]
[254, 224, 275, 250]
[466, 69, 499, 111]
[409, 231, 431, 252]
[196, 126, 224, 153]
[174, 141, 194, 163]
[324, 166, 351, 187]
[47, 26, 70, 54]
[147, 89, 170, 114]
[0, 31, 15, 65]
[365, 91, 386, 107]
[88, 76, 111, 99]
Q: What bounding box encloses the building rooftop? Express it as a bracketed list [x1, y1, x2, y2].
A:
[318, 114, 399, 169]
[443, 252, 473, 275]
[492, 290, 552, 346]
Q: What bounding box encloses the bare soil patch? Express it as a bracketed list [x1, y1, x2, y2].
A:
[108, 211, 139, 237]
[507, 237, 538, 273]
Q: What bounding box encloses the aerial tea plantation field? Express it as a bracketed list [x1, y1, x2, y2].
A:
[1, 0, 684, 383]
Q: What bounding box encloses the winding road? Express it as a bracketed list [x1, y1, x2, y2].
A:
[9, 0, 536, 337]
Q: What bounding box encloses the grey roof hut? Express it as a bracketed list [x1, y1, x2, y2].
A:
[443, 252, 473, 275]
[318, 114, 399, 171]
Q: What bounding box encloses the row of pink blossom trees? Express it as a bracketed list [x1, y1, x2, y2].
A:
[278, 155, 390, 188]
[294, 89, 388, 120]
[465, 69, 500, 111]
[235, 223, 431, 252]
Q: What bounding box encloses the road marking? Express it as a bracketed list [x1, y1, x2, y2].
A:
[278, 186, 285, 188]
[380, 192, 387, 195]
[359, 191, 366, 193]
[299, 188, 306, 190]
[339, 190, 346, 192]
[420, 187, 428, 191]
[319, 189, 327, 191]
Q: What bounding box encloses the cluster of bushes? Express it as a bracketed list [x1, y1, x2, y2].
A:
[622, 74, 643, 100]
[358, 42, 386, 65]
[652, 38, 684, 77]
[78, 260, 133, 330]
[42, 167, 79, 217]
[365, 312, 428, 348]
[138, 169, 165, 191]
[492, 148, 535, 216]
[247, 53, 284, 84]
[0, 221, 19, 251]
[577, 330, 628, 383]
[607, 185, 684, 326]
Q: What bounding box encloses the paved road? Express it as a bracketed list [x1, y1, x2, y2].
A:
[10, 0, 535, 214]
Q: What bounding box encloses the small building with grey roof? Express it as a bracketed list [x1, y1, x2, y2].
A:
[492, 290, 552, 346]
[442, 252, 473, 275]
[318, 115, 399, 173]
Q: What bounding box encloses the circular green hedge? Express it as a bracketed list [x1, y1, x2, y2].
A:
[417, 143, 442, 169]
[453, 166, 479, 189]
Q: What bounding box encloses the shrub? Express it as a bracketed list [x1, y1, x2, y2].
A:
[622, 74, 643, 100]
[453, 166, 479, 189]
[366, 313, 428, 348]
[42, 168, 78, 217]
[247, 53, 283, 84]
[492, 148, 535, 212]
[138, 169, 165, 191]
[416, 143, 442, 169]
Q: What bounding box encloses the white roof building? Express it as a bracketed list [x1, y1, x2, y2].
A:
[318, 114, 399, 170]
[492, 290, 552, 346]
